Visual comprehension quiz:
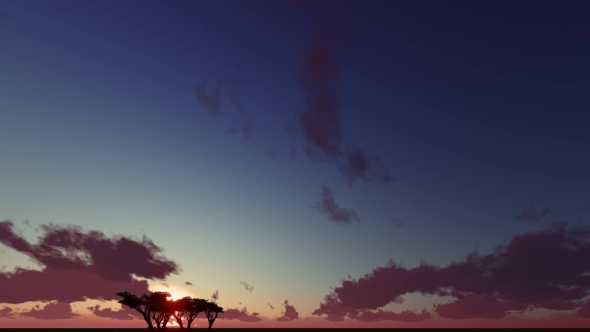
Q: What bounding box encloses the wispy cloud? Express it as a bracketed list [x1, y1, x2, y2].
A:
[239, 281, 254, 292]
[286, 3, 392, 186]
[313, 186, 360, 226]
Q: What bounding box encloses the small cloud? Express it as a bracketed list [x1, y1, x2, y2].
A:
[515, 203, 552, 222]
[277, 299, 299, 322]
[313, 185, 360, 226]
[161, 282, 169, 288]
[211, 290, 219, 300]
[268, 303, 275, 310]
[22, 220, 31, 227]
[220, 307, 262, 322]
[20, 302, 79, 320]
[185, 281, 193, 286]
[239, 281, 254, 292]
[87, 304, 136, 321]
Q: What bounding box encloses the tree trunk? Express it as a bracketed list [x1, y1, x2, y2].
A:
[187, 318, 194, 329]
[143, 314, 154, 329]
[174, 315, 184, 329]
[207, 312, 218, 330]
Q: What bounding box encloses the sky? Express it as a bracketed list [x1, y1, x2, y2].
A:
[0, 0, 590, 328]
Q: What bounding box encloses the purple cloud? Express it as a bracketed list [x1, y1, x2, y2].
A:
[277, 299, 299, 322]
[20, 302, 79, 320]
[0, 306, 16, 319]
[287, 7, 392, 186]
[0, 220, 179, 304]
[220, 307, 262, 322]
[434, 293, 527, 320]
[313, 186, 360, 226]
[313, 221, 590, 321]
[87, 304, 137, 321]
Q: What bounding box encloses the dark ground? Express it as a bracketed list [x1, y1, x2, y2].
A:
[0, 329, 587, 331]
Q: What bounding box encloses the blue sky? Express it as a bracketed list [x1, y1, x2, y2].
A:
[0, 0, 589, 327]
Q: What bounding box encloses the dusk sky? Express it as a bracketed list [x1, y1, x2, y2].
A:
[1, 0, 590, 328]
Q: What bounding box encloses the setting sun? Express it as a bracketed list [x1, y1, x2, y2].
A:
[151, 284, 193, 300]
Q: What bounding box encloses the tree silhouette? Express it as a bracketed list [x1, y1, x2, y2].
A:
[116, 291, 154, 329]
[186, 297, 209, 329]
[116, 292, 217, 329]
[149, 292, 173, 329]
[204, 302, 224, 330]
[170, 297, 189, 328]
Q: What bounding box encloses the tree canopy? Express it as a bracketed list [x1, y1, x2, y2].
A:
[116, 291, 222, 329]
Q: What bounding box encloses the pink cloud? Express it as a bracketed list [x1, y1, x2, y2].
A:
[160, 282, 169, 288]
[313, 221, 590, 321]
[277, 299, 299, 322]
[220, 307, 262, 322]
[515, 203, 552, 222]
[0, 220, 178, 304]
[185, 281, 193, 286]
[20, 302, 79, 320]
[0, 306, 16, 319]
[313, 186, 360, 226]
[211, 290, 219, 300]
[87, 304, 137, 320]
[267, 303, 274, 310]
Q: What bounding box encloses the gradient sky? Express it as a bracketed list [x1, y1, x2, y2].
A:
[1, 0, 590, 328]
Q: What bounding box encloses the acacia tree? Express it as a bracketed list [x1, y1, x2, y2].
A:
[149, 291, 172, 329]
[204, 302, 224, 330]
[170, 297, 189, 328]
[186, 298, 208, 329]
[116, 291, 154, 329]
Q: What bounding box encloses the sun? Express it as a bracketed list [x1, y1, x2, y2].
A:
[151, 283, 193, 300]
